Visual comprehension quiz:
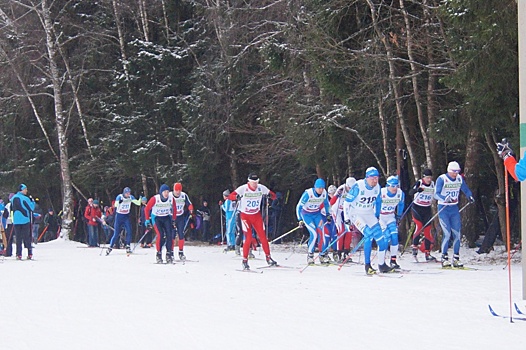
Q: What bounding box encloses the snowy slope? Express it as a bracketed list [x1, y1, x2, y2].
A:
[0, 240, 524, 350]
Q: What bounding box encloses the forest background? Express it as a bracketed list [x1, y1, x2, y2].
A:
[0, 0, 520, 246]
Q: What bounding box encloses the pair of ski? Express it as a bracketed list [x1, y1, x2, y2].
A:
[488, 304, 526, 321]
[155, 259, 199, 265]
[236, 264, 297, 273]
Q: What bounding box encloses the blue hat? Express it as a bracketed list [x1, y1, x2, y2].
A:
[365, 167, 379, 178]
[159, 184, 170, 194]
[141, 196, 147, 201]
[93, 199, 99, 205]
[19, 183, 27, 191]
[386, 175, 399, 187]
[314, 178, 326, 189]
[123, 187, 131, 194]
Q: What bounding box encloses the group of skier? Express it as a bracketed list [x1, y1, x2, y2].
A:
[293, 160, 475, 275]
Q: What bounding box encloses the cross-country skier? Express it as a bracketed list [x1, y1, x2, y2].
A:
[343, 167, 393, 274]
[107, 187, 141, 255]
[11, 184, 35, 260]
[171, 182, 193, 261]
[228, 173, 278, 270]
[375, 175, 405, 269]
[296, 178, 331, 265]
[329, 177, 356, 263]
[434, 161, 475, 267]
[144, 184, 177, 263]
[408, 168, 436, 261]
[325, 184, 339, 261]
[220, 189, 237, 251]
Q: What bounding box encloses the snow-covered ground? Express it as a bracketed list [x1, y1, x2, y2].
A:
[1, 240, 524, 350]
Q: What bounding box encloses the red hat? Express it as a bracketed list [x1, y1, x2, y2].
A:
[173, 183, 183, 191]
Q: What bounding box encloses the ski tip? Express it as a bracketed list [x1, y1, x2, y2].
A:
[488, 304, 498, 316]
[514, 303, 525, 315]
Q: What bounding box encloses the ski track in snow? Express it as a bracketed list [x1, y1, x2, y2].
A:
[0, 240, 524, 350]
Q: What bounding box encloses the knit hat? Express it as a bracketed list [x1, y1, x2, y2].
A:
[345, 177, 356, 188]
[223, 189, 231, 197]
[386, 175, 399, 187]
[19, 183, 27, 191]
[314, 178, 326, 189]
[365, 167, 379, 178]
[93, 199, 99, 205]
[173, 183, 183, 191]
[447, 161, 461, 173]
[141, 196, 147, 202]
[160, 184, 170, 194]
[423, 168, 433, 177]
[247, 173, 259, 182]
[48, 208, 54, 212]
[328, 185, 337, 195]
[123, 187, 131, 194]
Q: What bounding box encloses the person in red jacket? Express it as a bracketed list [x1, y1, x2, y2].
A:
[84, 199, 102, 247]
[228, 173, 277, 270]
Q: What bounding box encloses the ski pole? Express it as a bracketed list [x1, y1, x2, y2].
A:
[131, 227, 151, 253]
[502, 241, 522, 270]
[398, 200, 414, 223]
[504, 163, 513, 322]
[401, 204, 448, 256]
[285, 235, 306, 260]
[337, 236, 367, 270]
[269, 225, 301, 244]
[37, 224, 49, 242]
[299, 226, 347, 273]
[219, 203, 224, 245]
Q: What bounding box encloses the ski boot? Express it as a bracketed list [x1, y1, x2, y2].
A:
[425, 251, 437, 262]
[378, 263, 394, 273]
[390, 257, 400, 269]
[453, 254, 463, 268]
[365, 263, 376, 275]
[235, 245, 241, 256]
[248, 251, 255, 259]
[307, 253, 315, 265]
[441, 254, 451, 268]
[178, 251, 186, 261]
[125, 245, 132, 254]
[27, 254, 33, 260]
[242, 259, 250, 270]
[332, 251, 340, 263]
[156, 252, 163, 264]
[342, 252, 352, 263]
[266, 255, 277, 266]
[166, 251, 174, 264]
[16, 255, 22, 260]
[105, 247, 112, 256]
[320, 253, 330, 265]
[411, 244, 418, 258]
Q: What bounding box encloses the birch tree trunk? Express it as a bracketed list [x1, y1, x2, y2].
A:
[42, 0, 74, 239]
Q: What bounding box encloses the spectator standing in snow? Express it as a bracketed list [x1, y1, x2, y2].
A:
[84, 199, 102, 247]
[198, 200, 211, 242]
[43, 208, 61, 242]
[32, 198, 42, 245]
[11, 184, 35, 260]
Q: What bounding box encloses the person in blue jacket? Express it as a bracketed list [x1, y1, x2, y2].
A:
[434, 161, 474, 268]
[221, 190, 237, 251]
[11, 184, 35, 260]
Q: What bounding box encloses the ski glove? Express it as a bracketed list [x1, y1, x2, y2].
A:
[444, 195, 453, 204]
[326, 215, 332, 223]
[172, 219, 177, 228]
[416, 187, 424, 193]
[145, 219, 152, 228]
[344, 219, 351, 226]
[497, 139, 514, 160]
[469, 196, 475, 204]
[298, 220, 305, 228]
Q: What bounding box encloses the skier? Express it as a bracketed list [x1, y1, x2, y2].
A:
[220, 189, 237, 251]
[296, 178, 331, 264]
[375, 175, 405, 269]
[107, 187, 141, 255]
[329, 177, 356, 263]
[408, 168, 437, 261]
[434, 161, 475, 267]
[343, 167, 393, 275]
[172, 182, 194, 260]
[325, 185, 339, 261]
[11, 184, 35, 260]
[144, 184, 177, 263]
[3, 193, 15, 257]
[227, 173, 278, 270]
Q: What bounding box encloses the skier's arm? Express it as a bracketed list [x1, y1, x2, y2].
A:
[144, 197, 156, 221]
[504, 156, 524, 181]
[131, 195, 141, 206]
[408, 180, 422, 196]
[460, 181, 473, 200]
[374, 194, 382, 218]
[343, 184, 359, 222]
